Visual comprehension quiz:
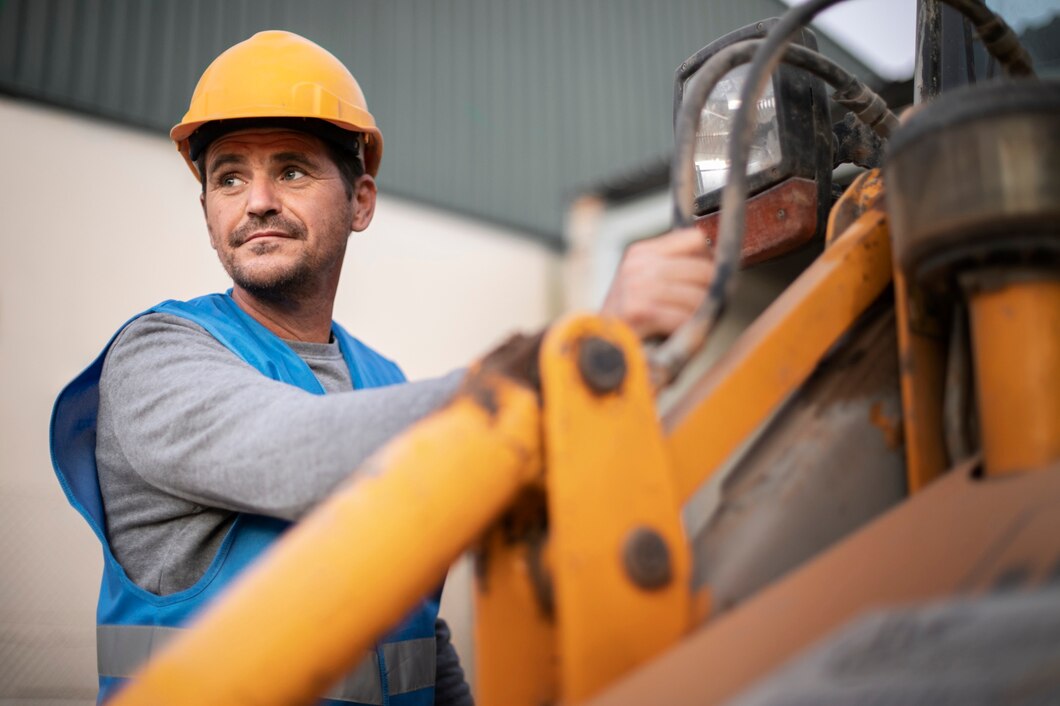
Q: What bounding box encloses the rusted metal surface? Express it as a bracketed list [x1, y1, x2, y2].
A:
[894, 268, 949, 493]
[586, 459, 1060, 706]
[665, 203, 893, 505]
[459, 330, 544, 416]
[914, 0, 944, 104]
[869, 401, 904, 450]
[694, 177, 818, 266]
[690, 303, 906, 612]
[831, 113, 886, 170]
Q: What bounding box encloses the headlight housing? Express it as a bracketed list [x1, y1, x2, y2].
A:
[674, 19, 832, 220]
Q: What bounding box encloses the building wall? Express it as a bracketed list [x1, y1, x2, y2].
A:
[0, 0, 876, 246]
[0, 95, 557, 702]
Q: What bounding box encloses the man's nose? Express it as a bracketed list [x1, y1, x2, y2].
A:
[246, 176, 281, 217]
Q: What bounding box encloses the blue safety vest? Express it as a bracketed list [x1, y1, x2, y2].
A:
[50, 293, 438, 705]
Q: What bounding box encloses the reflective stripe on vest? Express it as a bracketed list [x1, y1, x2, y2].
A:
[97, 625, 435, 704]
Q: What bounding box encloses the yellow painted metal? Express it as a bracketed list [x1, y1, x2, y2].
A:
[584, 458, 1060, 706]
[967, 275, 1060, 476]
[825, 169, 884, 248]
[542, 314, 692, 703]
[663, 204, 894, 504]
[474, 488, 557, 706]
[110, 373, 542, 706]
[893, 269, 949, 492]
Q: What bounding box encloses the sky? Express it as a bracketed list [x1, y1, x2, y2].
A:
[781, 0, 917, 81]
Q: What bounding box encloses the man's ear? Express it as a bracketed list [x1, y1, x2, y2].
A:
[351, 175, 377, 232]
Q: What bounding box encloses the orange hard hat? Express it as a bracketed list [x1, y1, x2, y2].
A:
[170, 30, 382, 178]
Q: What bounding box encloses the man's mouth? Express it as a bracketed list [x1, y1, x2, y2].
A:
[243, 230, 292, 245]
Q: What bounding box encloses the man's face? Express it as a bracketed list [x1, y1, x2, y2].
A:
[201, 128, 375, 300]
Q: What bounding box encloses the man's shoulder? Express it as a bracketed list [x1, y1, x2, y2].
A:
[107, 294, 226, 345]
[102, 310, 238, 387]
[106, 293, 240, 360]
[98, 307, 267, 424]
[111, 311, 218, 354]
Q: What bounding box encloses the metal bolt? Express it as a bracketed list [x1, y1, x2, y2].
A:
[578, 336, 626, 395]
[623, 527, 672, 590]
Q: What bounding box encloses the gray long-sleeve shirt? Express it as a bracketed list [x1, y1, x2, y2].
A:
[95, 311, 470, 703]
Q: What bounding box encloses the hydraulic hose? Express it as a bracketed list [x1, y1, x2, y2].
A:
[652, 0, 1035, 387]
[657, 35, 895, 385]
[670, 39, 894, 228]
[946, 0, 1034, 77]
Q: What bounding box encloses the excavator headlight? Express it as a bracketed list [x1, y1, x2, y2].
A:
[675, 19, 832, 220]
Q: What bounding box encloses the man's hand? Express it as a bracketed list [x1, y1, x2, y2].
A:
[600, 227, 715, 339]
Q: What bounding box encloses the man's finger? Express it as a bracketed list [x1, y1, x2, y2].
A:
[632, 227, 711, 257]
[648, 280, 712, 312]
[632, 303, 697, 339]
[645, 257, 716, 287]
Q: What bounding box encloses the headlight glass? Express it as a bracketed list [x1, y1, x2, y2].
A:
[693, 64, 783, 197]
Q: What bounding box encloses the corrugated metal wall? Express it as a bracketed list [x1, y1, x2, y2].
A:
[0, 0, 874, 247]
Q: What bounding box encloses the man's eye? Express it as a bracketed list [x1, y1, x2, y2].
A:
[282, 168, 306, 181]
[219, 174, 244, 188]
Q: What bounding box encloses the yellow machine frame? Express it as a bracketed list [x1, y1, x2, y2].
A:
[110, 167, 1059, 705]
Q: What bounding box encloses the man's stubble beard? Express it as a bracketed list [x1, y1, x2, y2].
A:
[228, 242, 316, 302]
[216, 213, 337, 302]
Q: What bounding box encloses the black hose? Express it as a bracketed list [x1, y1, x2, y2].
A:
[650, 0, 847, 386]
[671, 38, 895, 227]
[656, 33, 896, 385]
[652, 0, 1035, 387]
[946, 0, 1035, 77]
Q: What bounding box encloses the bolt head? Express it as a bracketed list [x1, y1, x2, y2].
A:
[623, 527, 672, 590]
[578, 336, 627, 394]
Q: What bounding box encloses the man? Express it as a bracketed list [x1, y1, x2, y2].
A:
[50, 30, 713, 705]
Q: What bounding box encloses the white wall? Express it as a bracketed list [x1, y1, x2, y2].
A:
[0, 95, 557, 703]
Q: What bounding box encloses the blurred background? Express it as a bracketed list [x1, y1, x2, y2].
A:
[0, 0, 934, 702]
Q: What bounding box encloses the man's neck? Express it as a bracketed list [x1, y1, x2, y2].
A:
[231, 286, 336, 343]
